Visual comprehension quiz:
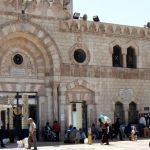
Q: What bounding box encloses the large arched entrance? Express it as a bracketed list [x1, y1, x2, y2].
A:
[0, 21, 61, 139]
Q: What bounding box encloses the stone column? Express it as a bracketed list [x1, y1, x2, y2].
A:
[9, 108, 13, 129]
[123, 53, 127, 68]
[88, 104, 93, 127]
[52, 83, 59, 121]
[39, 96, 47, 129]
[60, 104, 66, 140]
[124, 103, 129, 124]
[8, 95, 15, 130]
[22, 95, 28, 129]
[46, 87, 53, 123]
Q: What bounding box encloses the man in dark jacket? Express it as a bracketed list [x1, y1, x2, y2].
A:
[0, 118, 5, 148]
[113, 118, 123, 140]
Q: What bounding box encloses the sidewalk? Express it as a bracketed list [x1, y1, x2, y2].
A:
[3, 139, 150, 150]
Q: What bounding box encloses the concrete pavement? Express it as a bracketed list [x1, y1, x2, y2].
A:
[2, 139, 150, 150]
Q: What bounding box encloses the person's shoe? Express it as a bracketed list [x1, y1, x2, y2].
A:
[26, 147, 31, 149]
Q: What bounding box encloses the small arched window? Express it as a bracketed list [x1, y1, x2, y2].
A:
[114, 101, 125, 123]
[126, 47, 136, 68]
[128, 102, 138, 124]
[112, 45, 123, 67]
[129, 102, 137, 111]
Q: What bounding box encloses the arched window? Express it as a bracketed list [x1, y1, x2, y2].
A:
[128, 102, 138, 124]
[112, 45, 123, 67]
[126, 47, 136, 68]
[114, 101, 125, 123]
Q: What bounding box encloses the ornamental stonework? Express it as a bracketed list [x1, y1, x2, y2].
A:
[1, 0, 71, 19]
[5, 0, 37, 12]
[60, 20, 150, 39]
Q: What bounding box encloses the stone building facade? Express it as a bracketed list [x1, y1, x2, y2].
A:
[0, 0, 150, 138]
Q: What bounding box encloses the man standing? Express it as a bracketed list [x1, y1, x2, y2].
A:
[114, 118, 123, 140]
[27, 118, 37, 150]
[0, 118, 5, 148]
[52, 121, 60, 141]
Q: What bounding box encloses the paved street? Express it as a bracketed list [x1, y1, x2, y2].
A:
[3, 139, 150, 150]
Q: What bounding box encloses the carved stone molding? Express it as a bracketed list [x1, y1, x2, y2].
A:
[65, 79, 95, 104]
[89, 23, 97, 32]
[123, 27, 130, 35]
[2, 0, 71, 19]
[61, 64, 150, 80]
[80, 21, 88, 32]
[115, 26, 122, 34]
[70, 21, 78, 32]
[59, 20, 149, 39]
[98, 24, 105, 34]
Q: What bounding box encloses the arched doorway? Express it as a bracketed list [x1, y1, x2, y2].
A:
[0, 21, 61, 139]
[65, 80, 95, 135]
[114, 102, 125, 123]
[128, 102, 138, 124]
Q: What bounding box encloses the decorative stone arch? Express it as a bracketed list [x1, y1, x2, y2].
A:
[0, 38, 43, 76]
[0, 83, 44, 93]
[126, 42, 138, 68]
[109, 39, 123, 54]
[0, 20, 61, 81]
[128, 96, 139, 104]
[129, 101, 137, 110]
[65, 79, 95, 104]
[63, 79, 96, 129]
[113, 92, 139, 123]
[124, 40, 139, 56]
[139, 29, 146, 37]
[107, 25, 114, 34]
[109, 40, 124, 67]
[66, 79, 95, 92]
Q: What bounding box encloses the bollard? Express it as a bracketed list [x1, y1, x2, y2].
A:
[88, 128, 92, 145]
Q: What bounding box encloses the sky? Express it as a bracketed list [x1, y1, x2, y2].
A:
[73, 0, 150, 27]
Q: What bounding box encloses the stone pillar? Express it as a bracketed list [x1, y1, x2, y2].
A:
[52, 83, 59, 121]
[22, 95, 29, 129]
[39, 96, 47, 129]
[46, 87, 53, 123]
[60, 104, 66, 140]
[136, 55, 139, 68]
[9, 108, 13, 129]
[124, 103, 129, 124]
[123, 53, 127, 68]
[8, 95, 15, 130]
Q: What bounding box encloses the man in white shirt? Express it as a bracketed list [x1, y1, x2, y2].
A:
[0, 118, 5, 148]
[139, 115, 146, 126]
[27, 118, 37, 150]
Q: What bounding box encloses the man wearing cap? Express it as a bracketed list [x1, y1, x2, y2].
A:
[27, 118, 37, 150]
